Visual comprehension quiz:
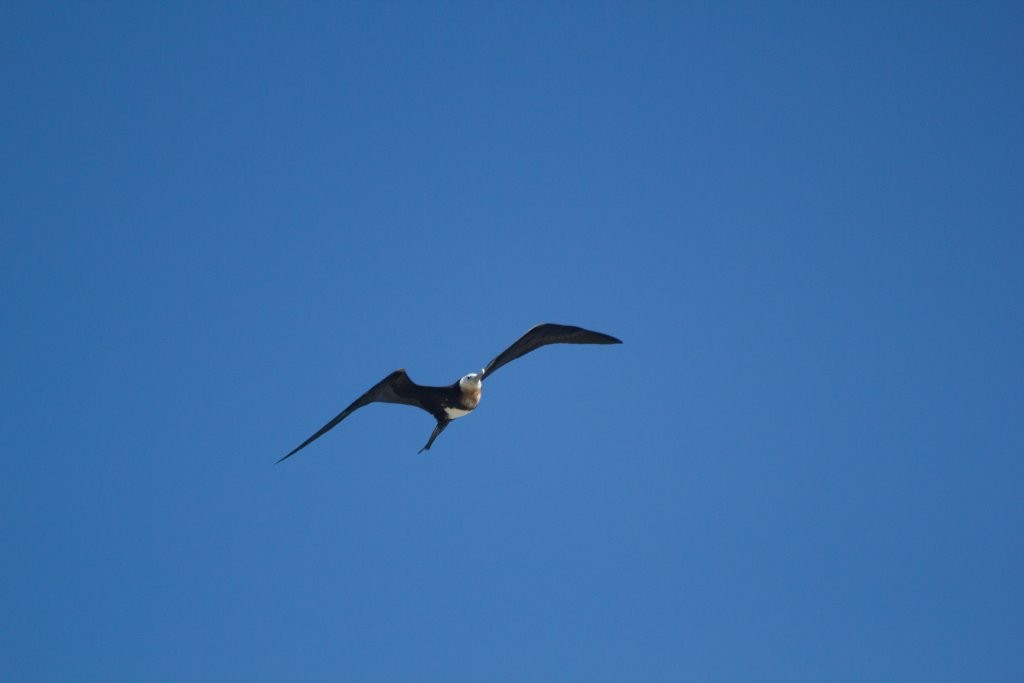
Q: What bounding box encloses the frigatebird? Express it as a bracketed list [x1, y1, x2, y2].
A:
[279, 323, 621, 462]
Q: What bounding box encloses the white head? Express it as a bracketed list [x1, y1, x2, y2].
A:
[458, 371, 484, 391]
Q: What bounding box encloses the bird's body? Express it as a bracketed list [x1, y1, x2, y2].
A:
[279, 323, 621, 462]
[443, 385, 480, 419]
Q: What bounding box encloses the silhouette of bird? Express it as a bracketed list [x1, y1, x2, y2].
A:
[279, 323, 622, 462]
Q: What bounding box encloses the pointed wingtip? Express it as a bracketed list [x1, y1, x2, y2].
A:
[276, 446, 302, 464]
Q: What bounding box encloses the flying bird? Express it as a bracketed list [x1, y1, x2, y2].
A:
[279, 323, 622, 462]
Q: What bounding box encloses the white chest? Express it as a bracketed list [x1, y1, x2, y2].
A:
[444, 406, 473, 420]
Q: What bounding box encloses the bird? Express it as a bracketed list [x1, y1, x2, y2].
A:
[278, 323, 622, 462]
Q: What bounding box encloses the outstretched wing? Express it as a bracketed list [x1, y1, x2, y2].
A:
[482, 323, 622, 379]
[279, 369, 432, 462]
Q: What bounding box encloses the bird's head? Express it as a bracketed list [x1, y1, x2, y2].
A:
[459, 372, 484, 391]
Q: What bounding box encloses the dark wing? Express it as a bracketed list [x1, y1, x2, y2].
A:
[278, 369, 432, 463]
[481, 323, 622, 379]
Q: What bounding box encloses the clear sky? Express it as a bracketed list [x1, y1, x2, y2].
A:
[2, 1, 1022, 680]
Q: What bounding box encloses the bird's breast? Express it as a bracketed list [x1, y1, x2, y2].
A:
[444, 387, 481, 420]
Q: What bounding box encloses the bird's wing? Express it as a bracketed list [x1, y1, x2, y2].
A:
[482, 323, 622, 379]
[278, 369, 432, 462]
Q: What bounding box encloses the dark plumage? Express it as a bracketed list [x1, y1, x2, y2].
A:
[278, 323, 622, 462]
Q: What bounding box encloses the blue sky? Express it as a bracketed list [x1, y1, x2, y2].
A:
[2, 1, 1022, 680]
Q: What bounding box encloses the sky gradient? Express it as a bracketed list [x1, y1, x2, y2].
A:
[3, 2, 1022, 681]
